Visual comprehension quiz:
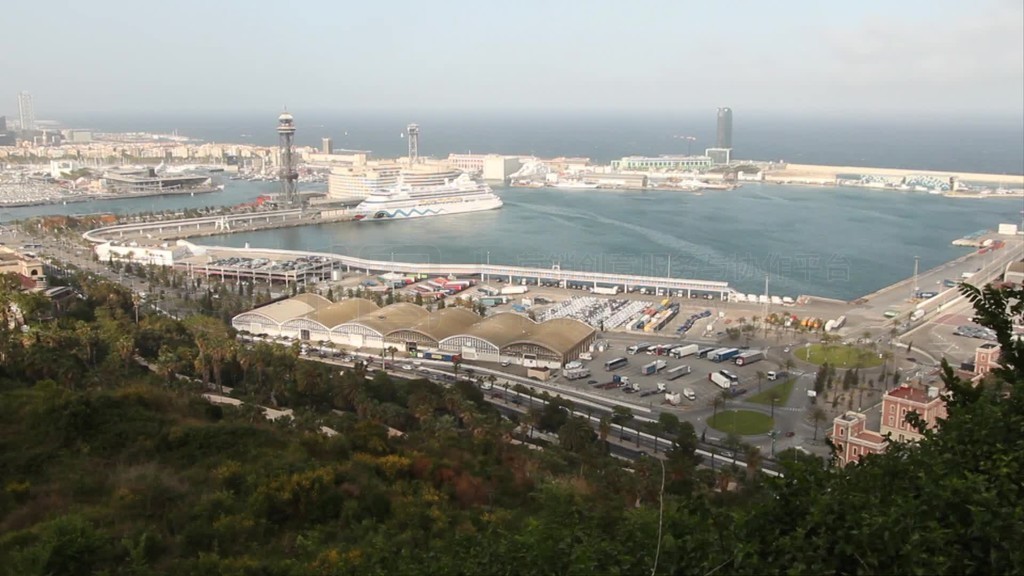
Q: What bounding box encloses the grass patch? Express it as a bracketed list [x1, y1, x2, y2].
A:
[795, 344, 882, 368]
[747, 378, 796, 406]
[707, 410, 774, 435]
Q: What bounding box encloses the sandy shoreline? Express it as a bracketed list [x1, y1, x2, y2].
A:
[767, 163, 1024, 187]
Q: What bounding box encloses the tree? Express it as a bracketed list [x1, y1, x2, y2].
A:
[658, 412, 681, 435]
[558, 416, 595, 454]
[710, 392, 726, 422]
[755, 370, 766, 394]
[806, 405, 827, 441]
[598, 416, 611, 453]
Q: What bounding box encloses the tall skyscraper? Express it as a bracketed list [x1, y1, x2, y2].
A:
[321, 137, 333, 154]
[716, 107, 732, 149]
[18, 91, 36, 131]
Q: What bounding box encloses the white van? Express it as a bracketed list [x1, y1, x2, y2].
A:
[682, 387, 696, 401]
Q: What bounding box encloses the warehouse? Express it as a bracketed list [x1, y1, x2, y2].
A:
[233, 296, 596, 368]
[440, 312, 536, 363]
[279, 298, 379, 342]
[231, 293, 332, 338]
[332, 302, 430, 349]
[387, 307, 482, 351]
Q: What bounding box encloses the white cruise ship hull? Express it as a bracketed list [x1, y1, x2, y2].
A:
[354, 196, 503, 221]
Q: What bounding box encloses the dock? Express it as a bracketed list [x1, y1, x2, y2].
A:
[83, 210, 736, 299]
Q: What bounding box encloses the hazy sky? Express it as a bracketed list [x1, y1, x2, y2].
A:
[4, 0, 1022, 118]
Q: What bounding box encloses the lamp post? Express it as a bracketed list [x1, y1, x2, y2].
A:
[771, 396, 777, 419]
[769, 429, 778, 457]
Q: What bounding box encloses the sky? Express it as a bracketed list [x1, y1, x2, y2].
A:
[2, 0, 1023, 118]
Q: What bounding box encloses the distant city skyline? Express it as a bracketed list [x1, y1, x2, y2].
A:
[3, 0, 1022, 118]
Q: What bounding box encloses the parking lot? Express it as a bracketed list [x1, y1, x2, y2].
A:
[557, 339, 786, 409]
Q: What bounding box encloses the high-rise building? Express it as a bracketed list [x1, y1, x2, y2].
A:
[321, 137, 333, 154]
[716, 107, 732, 149]
[0, 115, 13, 146]
[18, 91, 36, 132]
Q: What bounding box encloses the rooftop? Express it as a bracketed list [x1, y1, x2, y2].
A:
[243, 293, 332, 325]
[400, 307, 482, 341]
[885, 384, 940, 404]
[348, 302, 430, 336]
[297, 298, 379, 330]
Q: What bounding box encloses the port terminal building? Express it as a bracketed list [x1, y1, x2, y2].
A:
[101, 167, 211, 193]
[232, 294, 597, 368]
[610, 155, 713, 172]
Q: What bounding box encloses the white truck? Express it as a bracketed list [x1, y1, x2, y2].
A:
[500, 285, 529, 295]
[910, 309, 925, 322]
[670, 344, 699, 359]
[708, 371, 734, 390]
[564, 368, 591, 381]
[592, 285, 620, 295]
[682, 387, 696, 401]
[665, 392, 682, 405]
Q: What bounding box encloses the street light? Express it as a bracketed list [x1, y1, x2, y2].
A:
[771, 396, 777, 419]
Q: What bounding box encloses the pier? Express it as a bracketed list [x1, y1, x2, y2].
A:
[83, 211, 735, 299]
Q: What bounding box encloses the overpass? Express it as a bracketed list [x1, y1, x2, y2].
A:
[83, 211, 736, 298]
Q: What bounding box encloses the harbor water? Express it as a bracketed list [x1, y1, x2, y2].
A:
[3, 180, 1021, 301]
[191, 183, 1021, 301]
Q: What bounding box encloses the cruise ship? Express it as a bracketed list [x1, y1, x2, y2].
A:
[352, 169, 503, 221]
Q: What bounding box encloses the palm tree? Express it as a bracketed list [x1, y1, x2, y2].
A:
[807, 405, 828, 441]
[452, 356, 462, 378]
[598, 416, 611, 453]
[710, 392, 727, 423]
[502, 383, 510, 404]
[744, 445, 763, 482]
[558, 416, 594, 454]
[386, 345, 398, 366]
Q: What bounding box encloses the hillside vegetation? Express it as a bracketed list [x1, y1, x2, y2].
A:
[0, 274, 1021, 575]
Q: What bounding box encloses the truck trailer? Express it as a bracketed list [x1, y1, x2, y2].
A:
[734, 350, 764, 366]
[670, 344, 699, 359]
[592, 285, 621, 295]
[563, 368, 591, 381]
[665, 365, 691, 380]
[710, 348, 740, 363]
[708, 372, 735, 389]
[641, 360, 668, 376]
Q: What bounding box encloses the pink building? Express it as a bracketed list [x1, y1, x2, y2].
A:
[879, 384, 948, 443]
[831, 384, 949, 467]
[831, 412, 888, 467]
[974, 343, 1001, 377]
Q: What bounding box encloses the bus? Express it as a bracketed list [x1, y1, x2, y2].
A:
[604, 357, 628, 371]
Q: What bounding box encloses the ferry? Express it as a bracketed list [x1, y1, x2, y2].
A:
[352, 171, 503, 221]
